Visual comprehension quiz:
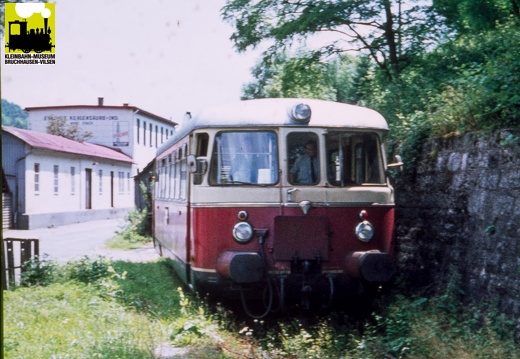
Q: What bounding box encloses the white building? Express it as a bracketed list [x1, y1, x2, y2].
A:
[26, 98, 177, 175]
[2, 126, 135, 229]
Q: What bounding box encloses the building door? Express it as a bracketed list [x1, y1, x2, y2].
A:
[110, 171, 114, 207]
[85, 169, 92, 209]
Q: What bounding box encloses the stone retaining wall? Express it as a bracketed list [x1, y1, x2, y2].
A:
[394, 129, 520, 339]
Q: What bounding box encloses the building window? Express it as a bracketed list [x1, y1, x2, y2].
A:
[118, 171, 125, 194]
[53, 165, 59, 194]
[99, 169, 103, 194]
[34, 163, 40, 193]
[127, 172, 130, 193]
[71, 167, 76, 194]
[136, 119, 140, 144]
[149, 123, 153, 147]
[161, 127, 164, 144]
[143, 121, 147, 146]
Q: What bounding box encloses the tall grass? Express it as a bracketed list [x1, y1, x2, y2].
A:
[4, 256, 519, 358]
[4, 283, 163, 358]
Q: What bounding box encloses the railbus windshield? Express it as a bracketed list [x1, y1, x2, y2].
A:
[208, 131, 279, 185]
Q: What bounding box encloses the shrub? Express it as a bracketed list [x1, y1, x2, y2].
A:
[65, 255, 111, 284]
[107, 208, 152, 249]
[20, 254, 57, 287]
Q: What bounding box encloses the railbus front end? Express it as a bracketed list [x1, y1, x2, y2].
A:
[153, 99, 399, 316]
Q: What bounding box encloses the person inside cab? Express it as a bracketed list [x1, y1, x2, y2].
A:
[289, 140, 319, 184]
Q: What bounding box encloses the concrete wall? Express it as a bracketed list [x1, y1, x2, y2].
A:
[394, 128, 520, 339]
[17, 207, 131, 229]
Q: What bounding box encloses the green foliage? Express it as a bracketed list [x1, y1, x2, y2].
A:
[424, 19, 520, 135]
[327, 54, 362, 104]
[65, 255, 112, 284]
[500, 133, 519, 146]
[272, 52, 337, 100]
[356, 18, 520, 170]
[21, 255, 127, 303]
[371, 296, 430, 357]
[468, 21, 520, 125]
[433, 0, 520, 33]
[222, 0, 440, 79]
[111, 260, 182, 317]
[242, 51, 363, 103]
[4, 282, 160, 359]
[262, 317, 355, 358]
[485, 224, 497, 236]
[20, 254, 57, 287]
[6, 256, 520, 358]
[228, 2, 520, 176]
[242, 50, 342, 101]
[107, 208, 152, 249]
[169, 287, 221, 347]
[1, 98, 28, 128]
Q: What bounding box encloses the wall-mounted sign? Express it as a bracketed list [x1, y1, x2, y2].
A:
[113, 121, 129, 147]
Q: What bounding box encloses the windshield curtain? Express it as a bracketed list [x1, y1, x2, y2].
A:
[325, 132, 385, 186]
[209, 131, 279, 185]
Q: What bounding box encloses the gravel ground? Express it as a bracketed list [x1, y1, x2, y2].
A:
[3, 219, 160, 263]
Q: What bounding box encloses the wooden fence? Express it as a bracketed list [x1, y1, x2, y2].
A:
[2, 238, 39, 290]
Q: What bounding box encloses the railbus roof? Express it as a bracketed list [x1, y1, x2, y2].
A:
[158, 98, 388, 156]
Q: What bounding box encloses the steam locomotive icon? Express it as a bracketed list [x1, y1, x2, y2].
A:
[5, 18, 54, 53]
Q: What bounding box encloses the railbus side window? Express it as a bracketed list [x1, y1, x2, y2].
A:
[180, 144, 188, 200]
[170, 151, 177, 199]
[193, 133, 209, 185]
[175, 150, 181, 199]
[209, 131, 278, 185]
[168, 154, 173, 199]
[196, 133, 209, 156]
[161, 158, 167, 198]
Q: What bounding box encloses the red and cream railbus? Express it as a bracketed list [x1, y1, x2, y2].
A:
[153, 98, 400, 315]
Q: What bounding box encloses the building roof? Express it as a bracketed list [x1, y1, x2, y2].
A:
[25, 104, 177, 127]
[2, 126, 134, 163]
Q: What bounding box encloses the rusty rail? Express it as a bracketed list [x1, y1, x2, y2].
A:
[2, 238, 39, 290]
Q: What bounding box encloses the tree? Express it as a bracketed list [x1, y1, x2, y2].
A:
[326, 54, 363, 104]
[1, 99, 28, 128]
[46, 116, 93, 142]
[241, 52, 290, 99]
[241, 50, 361, 102]
[222, 0, 442, 80]
[433, 0, 520, 34]
[243, 50, 337, 100]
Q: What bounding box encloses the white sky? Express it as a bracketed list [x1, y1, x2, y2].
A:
[1, 0, 260, 122]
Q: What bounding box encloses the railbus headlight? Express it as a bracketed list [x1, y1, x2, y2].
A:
[290, 103, 312, 124]
[355, 221, 374, 242]
[233, 222, 254, 243]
